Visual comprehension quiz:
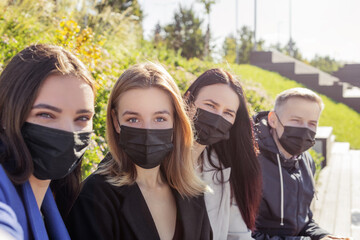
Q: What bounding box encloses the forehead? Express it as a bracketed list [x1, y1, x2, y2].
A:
[195, 83, 240, 109]
[117, 87, 173, 114]
[35, 74, 94, 109]
[278, 97, 321, 121]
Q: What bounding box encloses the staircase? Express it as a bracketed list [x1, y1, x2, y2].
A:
[333, 64, 360, 88]
[250, 51, 360, 112]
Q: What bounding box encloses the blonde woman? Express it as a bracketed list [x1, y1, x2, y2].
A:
[66, 63, 212, 240]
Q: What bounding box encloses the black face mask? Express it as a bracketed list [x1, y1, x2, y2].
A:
[21, 122, 92, 180]
[193, 108, 233, 145]
[274, 113, 316, 156]
[119, 125, 174, 169]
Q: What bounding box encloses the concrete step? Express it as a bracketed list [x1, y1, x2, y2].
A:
[331, 142, 350, 154]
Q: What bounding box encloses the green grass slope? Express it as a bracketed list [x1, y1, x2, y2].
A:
[229, 64, 360, 149]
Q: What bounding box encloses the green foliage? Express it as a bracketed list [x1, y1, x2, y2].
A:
[270, 40, 303, 61]
[0, 0, 56, 68]
[223, 35, 237, 64]
[96, 0, 143, 20]
[237, 26, 254, 64]
[222, 26, 264, 64]
[163, 5, 205, 59]
[233, 64, 360, 149]
[1, 0, 358, 182]
[310, 55, 342, 74]
[308, 149, 324, 182]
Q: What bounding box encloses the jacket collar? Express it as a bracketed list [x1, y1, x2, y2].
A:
[119, 183, 205, 240]
[21, 181, 70, 240]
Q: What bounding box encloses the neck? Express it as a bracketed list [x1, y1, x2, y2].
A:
[28, 175, 51, 210]
[271, 128, 293, 159]
[135, 165, 164, 189]
[192, 141, 206, 168]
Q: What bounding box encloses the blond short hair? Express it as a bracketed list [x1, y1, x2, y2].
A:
[274, 87, 324, 113]
[97, 62, 206, 197]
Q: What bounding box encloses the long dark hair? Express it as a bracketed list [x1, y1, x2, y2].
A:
[185, 68, 262, 230]
[0, 44, 95, 217]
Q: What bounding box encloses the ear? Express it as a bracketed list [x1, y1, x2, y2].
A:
[184, 91, 190, 101]
[268, 111, 277, 128]
[111, 109, 120, 134]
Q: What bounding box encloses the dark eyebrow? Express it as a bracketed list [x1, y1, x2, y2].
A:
[76, 109, 94, 114]
[204, 99, 220, 107]
[155, 110, 171, 115]
[122, 111, 139, 117]
[32, 104, 62, 113]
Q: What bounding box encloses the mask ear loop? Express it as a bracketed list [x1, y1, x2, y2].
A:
[274, 112, 285, 127]
[113, 109, 122, 133]
[272, 112, 285, 142]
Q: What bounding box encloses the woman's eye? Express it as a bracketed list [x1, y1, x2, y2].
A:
[36, 113, 53, 119]
[205, 103, 215, 109]
[127, 118, 139, 123]
[76, 116, 91, 122]
[155, 117, 166, 122]
[224, 112, 234, 118]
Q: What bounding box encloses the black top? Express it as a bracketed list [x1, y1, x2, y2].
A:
[252, 111, 329, 240]
[65, 173, 212, 240]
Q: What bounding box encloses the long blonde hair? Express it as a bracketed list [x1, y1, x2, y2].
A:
[97, 62, 206, 197]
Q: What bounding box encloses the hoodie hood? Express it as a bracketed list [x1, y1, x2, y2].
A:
[253, 111, 279, 155]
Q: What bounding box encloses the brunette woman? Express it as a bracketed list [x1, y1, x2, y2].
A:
[185, 68, 262, 240]
[0, 44, 95, 239]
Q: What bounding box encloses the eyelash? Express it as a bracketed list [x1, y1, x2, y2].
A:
[126, 118, 139, 123]
[224, 112, 234, 117]
[36, 112, 91, 122]
[155, 117, 166, 122]
[205, 103, 215, 109]
[76, 116, 91, 122]
[36, 112, 53, 119]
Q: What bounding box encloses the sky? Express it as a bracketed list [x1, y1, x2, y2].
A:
[138, 0, 360, 63]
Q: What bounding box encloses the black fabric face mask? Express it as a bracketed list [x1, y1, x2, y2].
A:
[119, 125, 174, 169]
[275, 113, 316, 156]
[21, 122, 92, 180]
[193, 108, 233, 145]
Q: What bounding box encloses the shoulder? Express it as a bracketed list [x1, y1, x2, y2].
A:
[0, 165, 15, 200]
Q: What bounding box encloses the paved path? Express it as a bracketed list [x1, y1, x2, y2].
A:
[311, 142, 360, 239]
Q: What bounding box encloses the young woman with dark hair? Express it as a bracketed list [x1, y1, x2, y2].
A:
[0, 44, 95, 239]
[185, 68, 262, 240]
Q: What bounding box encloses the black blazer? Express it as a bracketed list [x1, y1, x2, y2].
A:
[65, 173, 212, 240]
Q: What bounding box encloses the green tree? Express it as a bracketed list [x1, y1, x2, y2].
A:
[222, 26, 264, 64]
[197, 0, 217, 59]
[96, 0, 143, 20]
[222, 34, 237, 63]
[163, 5, 205, 59]
[271, 39, 303, 61]
[310, 54, 342, 73]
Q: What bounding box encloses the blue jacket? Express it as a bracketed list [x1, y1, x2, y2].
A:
[0, 164, 70, 240]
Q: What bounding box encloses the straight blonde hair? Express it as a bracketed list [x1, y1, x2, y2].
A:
[97, 62, 206, 198]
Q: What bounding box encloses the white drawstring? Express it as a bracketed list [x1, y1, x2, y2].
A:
[276, 154, 285, 226]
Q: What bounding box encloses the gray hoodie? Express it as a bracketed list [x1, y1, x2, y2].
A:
[252, 111, 329, 240]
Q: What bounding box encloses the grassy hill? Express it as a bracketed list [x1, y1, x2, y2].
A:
[226, 64, 360, 149]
